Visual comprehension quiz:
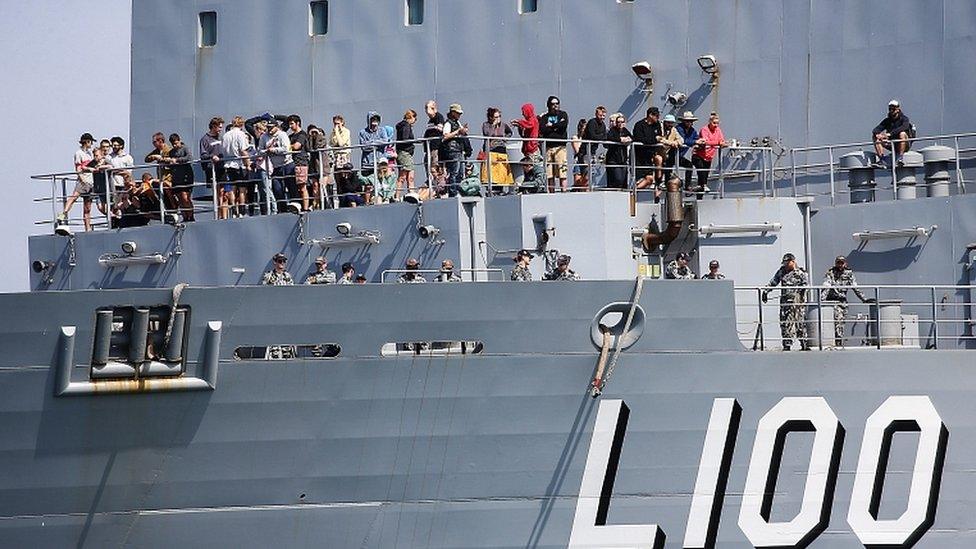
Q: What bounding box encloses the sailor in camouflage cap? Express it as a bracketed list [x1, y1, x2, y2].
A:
[820, 255, 869, 346]
[305, 256, 337, 285]
[510, 249, 534, 281]
[262, 252, 295, 286]
[544, 254, 580, 281]
[762, 252, 810, 350]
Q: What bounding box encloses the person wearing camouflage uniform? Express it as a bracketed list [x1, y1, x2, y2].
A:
[262, 252, 295, 286]
[397, 258, 427, 283]
[762, 253, 809, 350]
[510, 249, 534, 281]
[434, 259, 463, 282]
[305, 257, 337, 284]
[544, 254, 581, 281]
[337, 262, 355, 285]
[665, 252, 696, 279]
[820, 255, 868, 346]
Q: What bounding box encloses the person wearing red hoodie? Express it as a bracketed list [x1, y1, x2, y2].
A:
[512, 103, 540, 162]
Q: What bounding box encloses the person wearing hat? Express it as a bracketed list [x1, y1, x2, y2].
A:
[440, 103, 469, 196]
[262, 253, 294, 286]
[434, 259, 463, 282]
[657, 114, 683, 195]
[57, 133, 98, 232]
[354, 274, 368, 284]
[820, 255, 869, 347]
[702, 259, 725, 280]
[355, 156, 397, 204]
[397, 257, 427, 283]
[544, 253, 581, 281]
[337, 262, 356, 284]
[872, 100, 915, 165]
[305, 256, 337, 285]
[675, 111, 703, 191]
[511, 249, 534, 281]
[665, 251, 696, 280]
[762, 253, 810, 351]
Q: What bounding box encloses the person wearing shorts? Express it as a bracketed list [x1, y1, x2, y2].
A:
[287, 114, 310, 211]
[222, 116, 252, 218]
[58, 133, 97, 231]
[396, 109, 417, 194]
[538, 95, 569, 192]
[165, 133, 195, 222]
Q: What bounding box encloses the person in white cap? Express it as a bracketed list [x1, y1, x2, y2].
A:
[872, 100, 914, 166]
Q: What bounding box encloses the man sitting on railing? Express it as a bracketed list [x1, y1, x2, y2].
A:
[113, 172, 161, 228]
[872, 99, 915, 166]
[356, 157, 397, 204]
[633, 107, 664, 191]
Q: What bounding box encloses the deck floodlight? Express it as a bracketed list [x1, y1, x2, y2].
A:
[54, 223, 73, 237]
[631, 61, 653, 91]
[121, 241, 138, 255]
[32, 260, 54, 273]
[336, 222, 352, 236]
[419, 225, 440, 239]
[697, 54, 719, 76]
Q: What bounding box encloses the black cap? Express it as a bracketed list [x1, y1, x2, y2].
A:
[355, 274, 367, 282]
[273, 252, 287, 262]
[341, 262, 354, 273]
[782, 253, 796, 263]
[79, 133, 95, 144]
[557, 254, 571, 266]
[676, 252, 690, 261]
[516, 249, 534, 260]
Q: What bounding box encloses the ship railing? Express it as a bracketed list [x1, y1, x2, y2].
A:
[379, 268, 505, 283]
[788, 131, 976, 205]
[734, 284, 976, 351]
[31, 135, 774, 234]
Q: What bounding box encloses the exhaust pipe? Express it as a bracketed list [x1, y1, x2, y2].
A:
[642, 177, 684, 250]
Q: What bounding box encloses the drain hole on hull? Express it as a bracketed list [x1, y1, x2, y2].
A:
[233, 344, 341, 361]
[381, 341, 483, 357]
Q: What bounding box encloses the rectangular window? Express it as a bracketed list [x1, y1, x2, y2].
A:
[309, 1, 329, 35]
[519, 0, 538, 14]
[405, 0, 424, 26]
[199, 11, 217, 47]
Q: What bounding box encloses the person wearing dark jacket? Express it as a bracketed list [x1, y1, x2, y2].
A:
[395, 110, 417, 193]
[632, 107, 664, 190]
[605, 113, 632, 189]
[873, 100, 914, 164]
[538, 95, 569, 191]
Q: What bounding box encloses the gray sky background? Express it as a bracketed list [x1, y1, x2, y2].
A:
[0, 0, 131, 292]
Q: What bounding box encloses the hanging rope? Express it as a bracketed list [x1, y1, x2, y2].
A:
[592, 275, 645, 397]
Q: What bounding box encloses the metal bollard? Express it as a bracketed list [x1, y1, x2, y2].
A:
[129, 307, 150, 364]
[839, 151, 875, 204]
[868, 299, 903, 347]
[895, 150, 923, 200]
[921, 145, 955, 198]
[92, 309, 114, 365]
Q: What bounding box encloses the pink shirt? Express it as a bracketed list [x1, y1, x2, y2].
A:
[695, 124, 725, 162]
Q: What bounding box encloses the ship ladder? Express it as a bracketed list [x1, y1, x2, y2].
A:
[591, 275, 645, 397]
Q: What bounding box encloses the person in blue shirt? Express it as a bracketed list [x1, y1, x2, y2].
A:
[676, 111, 704, 190]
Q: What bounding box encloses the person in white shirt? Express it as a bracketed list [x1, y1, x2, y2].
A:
[221, 116, 252, 218]
[107, 136, 134, 197]
[265, 121, 295, 213]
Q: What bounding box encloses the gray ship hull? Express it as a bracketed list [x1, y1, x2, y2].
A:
[0, 282, 971, 547]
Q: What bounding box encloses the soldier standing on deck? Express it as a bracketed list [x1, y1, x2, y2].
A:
[510, 249, 534, 281]
[305, 256, 337, 284]
[820, 255, 869, 346]
[544, 254, 581, 281]
[762, 253, 810, 351]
